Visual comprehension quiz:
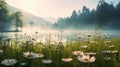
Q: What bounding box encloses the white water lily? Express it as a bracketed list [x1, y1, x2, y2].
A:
[23, 52, 36, 59]
[1, 59, 17, 66]
[61, 58, 73, 62]
[77, 55, 96, 63]
[42, 59, 52, 64]
[72, 51, 84, 56]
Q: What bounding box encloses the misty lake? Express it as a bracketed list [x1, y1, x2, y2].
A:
[0, 29, 120, 41]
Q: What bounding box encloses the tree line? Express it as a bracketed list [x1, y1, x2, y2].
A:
[0, 0, 23, 32]
[53, 0, 120, 30]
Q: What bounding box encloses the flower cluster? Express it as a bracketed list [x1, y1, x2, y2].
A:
[72, 51, 84, 56]
[101, 50, 118, 54]
[77, 55, 96, 63]
[23, 52, 44, 59]
[72, 50, 96, 63]
[1, 59, 17, 66]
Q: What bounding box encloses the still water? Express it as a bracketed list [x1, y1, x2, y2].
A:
[0, 30, 120, 40]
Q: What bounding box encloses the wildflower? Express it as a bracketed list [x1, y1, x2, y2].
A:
[81, 45, 88, 49]
[1, 59, 17, 66]
[77, 55, 96, 63]
[31, 38, 36, 41]
[35, 53, 44, 58]
[104, 36, 109, 39]
[6, 38, 11, 41]
[87, 34, 92, 37]
[58, 42, 63, 46]
[50, 42, 56, 45]
[89, 41, 97, 44]
[108, 45, 115, 48]
[77, 36, 83, 39]
[85, 52, 96, 56]
[54, 48, 60, 52]
[104, 57, 111, 61]
[0, 50, 3, 53]
[26, 40, 33, 44]
[89, 56, 96, 62]
[104, 41, 112, 43]
[61, 58, 73, 62]
[111, 50, 118, 54]
[104, 57, 115, 61]
[23, 52, 36, 59]
[35, 32, 38, 34]
[72, 51, 84, 56]
[42, 59, 52, 64]
[20, 62, 27, 66]
[97, 35, 101, 37]
[101, 50, 111, 54]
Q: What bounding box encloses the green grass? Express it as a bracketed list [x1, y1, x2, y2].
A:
[0, 38, 120, 67]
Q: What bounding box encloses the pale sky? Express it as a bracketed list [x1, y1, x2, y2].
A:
[6, 0, 120, 19]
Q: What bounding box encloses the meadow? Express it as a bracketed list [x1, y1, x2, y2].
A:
[0, 33, 120, 67]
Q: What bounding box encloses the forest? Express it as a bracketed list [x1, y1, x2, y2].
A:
[0, 0, 23, 32]
[1, 0, 120, 31]
[53, 0, 120, 30]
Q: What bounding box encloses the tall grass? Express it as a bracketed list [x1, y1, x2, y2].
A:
[0, 38, 120, 67]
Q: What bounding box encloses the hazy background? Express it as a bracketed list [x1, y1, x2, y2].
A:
[6, 0, 120, 18]
[0, 0, 120, 38]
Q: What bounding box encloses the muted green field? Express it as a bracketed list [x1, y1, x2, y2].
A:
[0, 38, 120, 67]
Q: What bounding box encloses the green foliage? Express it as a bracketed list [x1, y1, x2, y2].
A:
[0, 0, 24, 31]
[0, 0, 9, 21]
[56, 0, 120, 30]
[0, 38, 120, 67]
[11, 11, 23, 30]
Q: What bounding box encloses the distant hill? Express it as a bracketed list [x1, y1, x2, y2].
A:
[8, 6, 51, 28]
[43, 17, 57, 24]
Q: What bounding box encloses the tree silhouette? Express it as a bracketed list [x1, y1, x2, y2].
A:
[55, 0, 120, 30]
[0, 0, 9, 22]
[11, 11, 23, 31]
